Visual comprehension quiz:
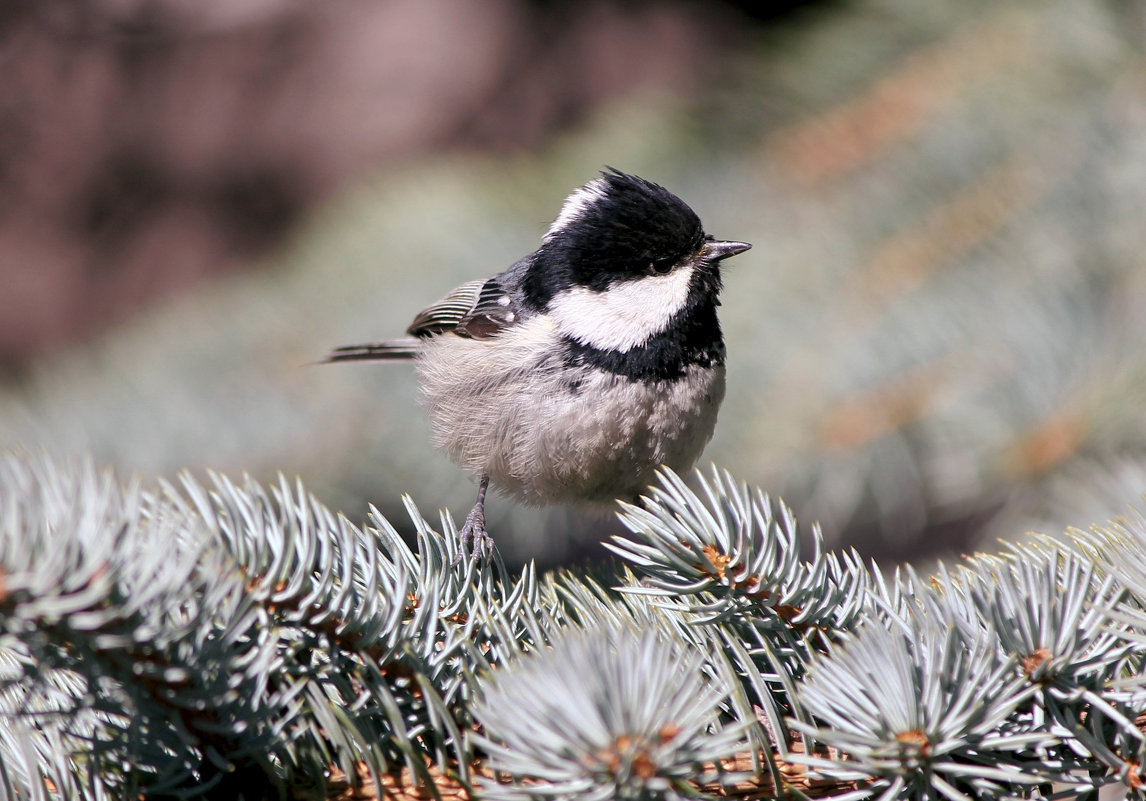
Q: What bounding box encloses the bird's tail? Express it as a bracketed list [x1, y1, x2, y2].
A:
[322, 337, 420, 363]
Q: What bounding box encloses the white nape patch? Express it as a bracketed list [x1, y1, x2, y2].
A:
[545, 179, 607, 239]
[549, 265, 695, 352]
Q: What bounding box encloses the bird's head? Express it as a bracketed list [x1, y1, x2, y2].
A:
[525, 169, 750, 354]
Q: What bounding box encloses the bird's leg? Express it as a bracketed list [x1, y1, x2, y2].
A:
[455, 474, 493, 564]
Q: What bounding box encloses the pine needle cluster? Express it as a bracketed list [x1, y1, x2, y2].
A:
[2, 451, 1144, 800]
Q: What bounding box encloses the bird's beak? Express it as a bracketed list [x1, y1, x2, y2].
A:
[702, 240, 752, 262]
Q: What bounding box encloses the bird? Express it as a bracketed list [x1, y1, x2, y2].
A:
[325, 168, 750, 561]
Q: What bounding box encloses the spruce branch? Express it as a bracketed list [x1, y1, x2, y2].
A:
[611, 467, 868, 639]
[2, 452, 1144, 799]
[790, 618, 1053, 800]
[0, 453, 535, 798]
[0, 454, 284, 797]
[608, 466, 872, 763]
[472, 626, 750, 801]
[169, 469, 466, 791]
[971, 550, 1139, 775]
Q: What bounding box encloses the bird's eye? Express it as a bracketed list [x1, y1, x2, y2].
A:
[649, 259, 674, 275]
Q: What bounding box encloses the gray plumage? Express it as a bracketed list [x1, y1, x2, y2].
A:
[415, 314, 725, 507]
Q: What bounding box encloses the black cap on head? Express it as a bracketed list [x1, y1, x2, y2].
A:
[524, 169, 706, 305]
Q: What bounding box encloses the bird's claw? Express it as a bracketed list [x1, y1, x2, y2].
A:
[453, 503, 494, 565]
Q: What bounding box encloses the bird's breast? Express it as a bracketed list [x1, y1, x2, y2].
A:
[416, 324, 725, 506]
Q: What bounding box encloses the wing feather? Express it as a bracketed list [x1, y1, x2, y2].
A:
[326, 273, 523, 365]
[408, 277, 519, 340]
[406, 280, 485, 336]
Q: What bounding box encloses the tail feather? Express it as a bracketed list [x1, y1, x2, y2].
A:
[323, 338, 419, 363]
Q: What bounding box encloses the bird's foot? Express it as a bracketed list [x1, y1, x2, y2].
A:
[453, 500, 494, 565]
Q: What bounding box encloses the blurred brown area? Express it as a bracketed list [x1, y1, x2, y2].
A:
[0, 0, 766, 369]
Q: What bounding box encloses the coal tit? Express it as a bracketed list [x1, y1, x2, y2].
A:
[326, 169, 750, 559]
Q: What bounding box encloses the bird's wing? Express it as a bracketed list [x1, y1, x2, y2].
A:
[407, 277, 520, 340]
[324, 275, 522, 364]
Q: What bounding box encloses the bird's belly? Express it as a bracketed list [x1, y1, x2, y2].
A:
[417, 333, 725, 507]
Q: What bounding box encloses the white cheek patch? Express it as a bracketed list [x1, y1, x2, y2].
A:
[549, 265, 695, 352]
[545, 179, 607, 239]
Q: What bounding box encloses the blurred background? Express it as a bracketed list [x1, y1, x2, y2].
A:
[3, 0, 1146, 569]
